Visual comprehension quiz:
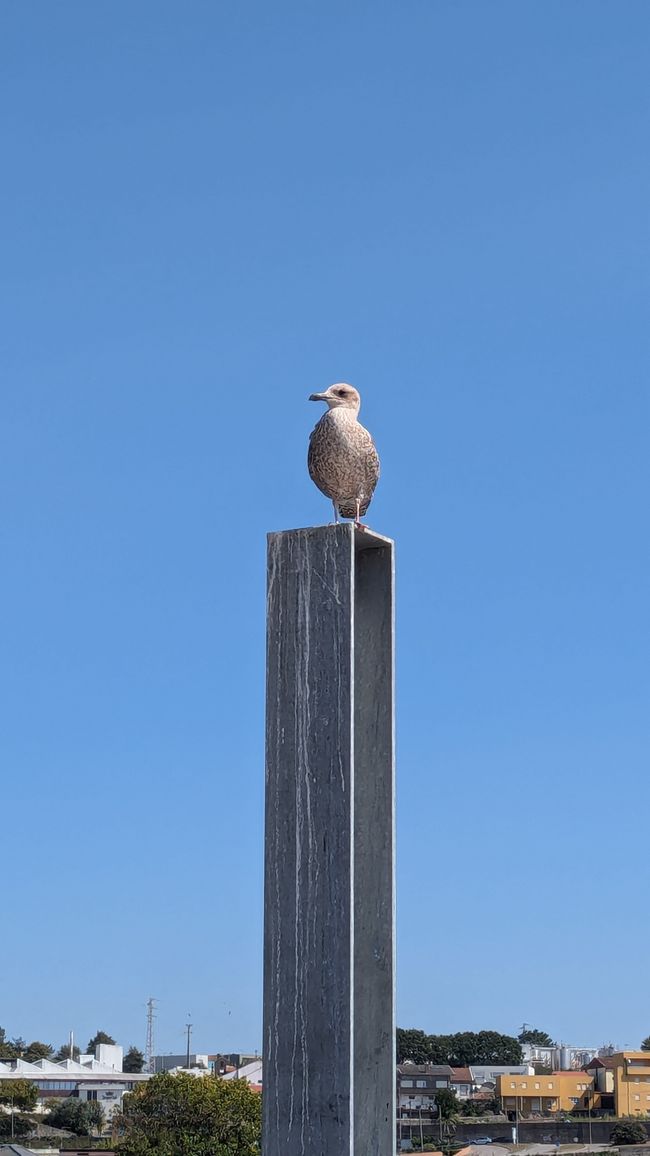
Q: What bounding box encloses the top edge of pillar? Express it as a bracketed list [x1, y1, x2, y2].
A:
[267, 523, 394, 553]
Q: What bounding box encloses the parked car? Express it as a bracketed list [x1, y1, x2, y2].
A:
[470, 1140, 493, 1145]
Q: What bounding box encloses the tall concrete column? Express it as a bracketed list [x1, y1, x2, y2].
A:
[264, 523, 395, 1156]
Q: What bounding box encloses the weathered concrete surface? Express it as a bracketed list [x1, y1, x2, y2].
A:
[263, 523, 395, 1156]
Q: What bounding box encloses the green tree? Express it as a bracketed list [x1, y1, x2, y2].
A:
[123, 1046, 145, 1073]
[0, 1079, 39, 1111]
[0, 1114, 33, 1141]
[518, 1027, 554, 1046]
[397, 1028, 522, 1066]
[87, 1031, 116, 1054]
[434, 1088, 460, 1120]
[469, 1031, 523, 1065]
[0, 1031, 52, 1062]
[397, 1028, 432, 1064]
[641, 1036, 650, 1052]
[47, 1098, 104, 1135]
[438, 1031, 522, 1066]
[610, 1122, 648, 1145]
[23, 1040, 54, 1062]
[460, 1096, 501, 1117]
[115, 1070, 261, 1156]
[0, 1034, 27, 1059]
[54, 1042, 81, 1061]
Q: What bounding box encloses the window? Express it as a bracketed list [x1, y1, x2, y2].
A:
[86, 1091, 98, 1101]
[435, 1080, 447, 1088]
[634, 1095, 640, 1101]
[521, 1082, 527, 1089]
[416, 1080, 426, 1088]
[569, 1098, 579, 1105]
[402, 1080, 413, 1088]
[534, 1082, 540, 1090]
[548, 1083, 554, 1090]
[510, 1083, 516, 1089]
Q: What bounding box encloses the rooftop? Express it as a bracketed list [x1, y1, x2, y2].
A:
[398, 1063, 453, 1076]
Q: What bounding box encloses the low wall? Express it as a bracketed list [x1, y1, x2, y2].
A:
[399, 1117, 650, 1147]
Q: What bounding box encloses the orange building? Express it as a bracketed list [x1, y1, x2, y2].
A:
[586, 1053, 650, 1117]
[497, 1071, 593, 1115]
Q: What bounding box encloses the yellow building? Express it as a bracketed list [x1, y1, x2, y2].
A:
[497, 1071, 594, 1115]
[498, 1054, 650, 1118]
[587, 1053, 650, 1117]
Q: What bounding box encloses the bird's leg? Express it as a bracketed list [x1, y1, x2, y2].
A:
[332, 502, 339, 524]
[354, 498, 368, 531]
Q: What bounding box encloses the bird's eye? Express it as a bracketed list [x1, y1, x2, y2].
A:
[336, 388, 347, 396]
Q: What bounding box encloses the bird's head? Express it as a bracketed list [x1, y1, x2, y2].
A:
[309, 383, 361, 414]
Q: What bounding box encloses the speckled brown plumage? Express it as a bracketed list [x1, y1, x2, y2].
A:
[307, 383, 380, 521]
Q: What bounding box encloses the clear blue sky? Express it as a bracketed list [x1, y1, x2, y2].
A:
[2, 0, 648, 1059]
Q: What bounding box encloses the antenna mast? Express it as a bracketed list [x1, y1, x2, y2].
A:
[145, 997, 157, 1074]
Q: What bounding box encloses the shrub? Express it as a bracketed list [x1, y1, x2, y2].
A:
[610, 1121, 648, 1145]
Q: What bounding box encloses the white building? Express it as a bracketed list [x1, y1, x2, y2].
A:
[221, 1059, 263, 1087]
[0, 1045, 150, 1124]
[520, 1043, 601, 1071]
[469, 1064, 533, 1085]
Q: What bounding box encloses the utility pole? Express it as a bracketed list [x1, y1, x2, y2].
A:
[185, 1018, 192, 1068]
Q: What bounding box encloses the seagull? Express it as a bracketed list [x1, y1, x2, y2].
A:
[307, 383, 380, 524]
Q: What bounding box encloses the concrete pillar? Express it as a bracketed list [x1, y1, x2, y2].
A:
[264, 523, 395, 1156]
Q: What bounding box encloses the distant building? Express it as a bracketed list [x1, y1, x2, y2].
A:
[449, 1065, 532, 1098]
[221, 1059, 262, 1087]
[497, 1070, 594, 1115]
[585, 1052, 650, 1117]
[520, 1043, 601, 1071]
[208, 1052, 259, 1074]
[469, 1064, 532, 1086]
[0, 1045, 149, 1126]
[0, 1147, 41, 1156]
[397, 1064, 453, 1114]
[449, 1068, 473, 1099]
[151, 1053, 210, 1073]
[0, 1146, 42, 1156]
[499, 1052, 650, 1118]
[151, 1051, 259, 1075]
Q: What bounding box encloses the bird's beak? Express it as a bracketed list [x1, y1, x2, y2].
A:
[309, 392, 327, 402]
